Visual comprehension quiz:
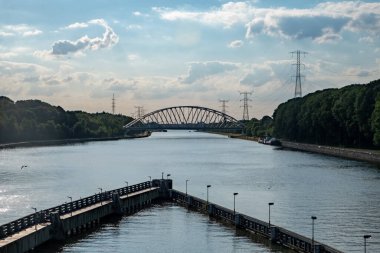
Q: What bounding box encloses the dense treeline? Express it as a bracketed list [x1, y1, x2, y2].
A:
[244, 116, 273, 137]
[273, 79, 380, 148]
[0, 96, 133, 144]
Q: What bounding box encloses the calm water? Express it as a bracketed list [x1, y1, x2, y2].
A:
[0, 131, 379, 252]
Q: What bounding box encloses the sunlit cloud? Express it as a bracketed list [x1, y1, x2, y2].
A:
[0, 24, 42, 37]
[156, 1, 380, 43]
[35, 19, 118, 57]
[180, 61, 239, 84]
[228, 40, 244, 48]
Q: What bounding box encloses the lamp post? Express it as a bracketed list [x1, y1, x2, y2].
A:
[167, 173, 171, 179]
[206, 185, 211, 207]
[364, 235, 371, 253]
[311, 216, 317, 253]
[67, 196, 72, 216]
[162, 172, 164, 179]
[125, 181, 128, 196]
[233, 193, 238, 216]
[31, 207, 37, 230]
[268, 202, 274, 231]
[186, 179, 189, 196]
[148, 176, 151, 189]
[98, 187, 103, 205]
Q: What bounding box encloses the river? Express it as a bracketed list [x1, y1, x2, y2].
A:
[0, 131, 379, 252]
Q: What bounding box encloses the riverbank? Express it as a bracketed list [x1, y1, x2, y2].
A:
[280, 140, 380, 165]
[228, 133, 380, 165]
[0, 132, 151, 150]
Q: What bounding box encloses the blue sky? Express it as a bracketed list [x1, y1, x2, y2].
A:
[1, 0, 380, 119]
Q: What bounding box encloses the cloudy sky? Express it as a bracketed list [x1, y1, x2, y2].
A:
[1, 0, 380, 119]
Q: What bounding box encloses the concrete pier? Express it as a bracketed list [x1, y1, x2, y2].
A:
[170, 189, 343, 253]
[0, 180, 169, 253]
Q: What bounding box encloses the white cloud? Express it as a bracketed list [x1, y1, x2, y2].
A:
[181, 61, 239, 84]
[228, 40, 244, 48]
[0, 31, 14, 37]
[0, 52, 18, 59]
[22, 30, 43, 37]
[126, 24, 142, 30]
[155, 1, 380, 43]
[359, 36, 374, 43]
[344, 67, 372, 77]
[0, 24, 42, 37]
[64, 22, 89, 29]
[42, 19, 118, 56]
[313, 28, 342, 44]
[133, 11, 142, 16]
[128, 54, 139, 61]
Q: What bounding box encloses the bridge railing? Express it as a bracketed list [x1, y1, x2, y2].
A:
[0, 181, 151, 240]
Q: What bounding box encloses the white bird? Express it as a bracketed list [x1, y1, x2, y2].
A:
[21, 165, 28, 169]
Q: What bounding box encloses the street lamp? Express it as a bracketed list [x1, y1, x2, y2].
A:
[98, 187, 103, 205]
[206, 185, 211, 207]
[311, 216, 317, 253]
[162, 172, 164, 179]
[364, 235, 371, 253]
[125, 181, 128, 196]
[31, 207, 37, 230]
[167, 173, 171, 179]
[268, 202, 274, 231]
[67, 196, 72, 216]
[148, 176, 151, 189]
[233, 193, 238, 216]
[186, 179, 189, 196]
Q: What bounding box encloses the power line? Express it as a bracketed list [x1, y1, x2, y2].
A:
[290, 50, 307, 98]
[240, 91, 252, 121]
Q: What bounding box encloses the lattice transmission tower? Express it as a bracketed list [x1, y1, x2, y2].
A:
[290, 50, 307, 98]
[240, 92, 252, 121]
[219, 99, 229, 114]
[134, 106, 144, 118]
[112, 93, 115, 114]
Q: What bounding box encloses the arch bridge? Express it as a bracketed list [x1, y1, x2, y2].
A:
[124, 106, 245, 133]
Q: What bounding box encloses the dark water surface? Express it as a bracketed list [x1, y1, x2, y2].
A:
[0, 131, 379, 252]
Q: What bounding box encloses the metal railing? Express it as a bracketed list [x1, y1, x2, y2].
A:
[0, 181, 151, 239]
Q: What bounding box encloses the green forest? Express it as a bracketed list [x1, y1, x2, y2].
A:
[272, 79, 380, 148]
[0, 96, 133, 144]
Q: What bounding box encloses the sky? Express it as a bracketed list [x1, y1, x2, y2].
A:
[1, 0, 380, 119]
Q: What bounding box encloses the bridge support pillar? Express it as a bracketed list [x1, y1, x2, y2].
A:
[49, 212, 65, 240]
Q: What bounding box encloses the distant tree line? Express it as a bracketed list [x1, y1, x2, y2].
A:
[244, 116, 273, 137]
[272, 79, 380, 148]
[0, 97, 133, 144]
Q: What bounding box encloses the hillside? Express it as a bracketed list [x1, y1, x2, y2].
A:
[0, 97, 133, 144]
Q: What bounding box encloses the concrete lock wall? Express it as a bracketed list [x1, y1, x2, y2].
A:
[1, 180, 342, 253]
[0, 180, 168, 253]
